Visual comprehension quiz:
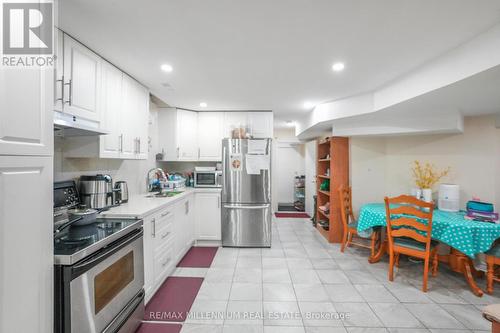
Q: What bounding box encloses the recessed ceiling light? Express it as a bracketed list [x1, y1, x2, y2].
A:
[286, 120, 295, 127]
[303, 101, 315, 109]
[199, 102, 207, 108]
[332, 62, 345, 72]
[161, 64, 173, 72]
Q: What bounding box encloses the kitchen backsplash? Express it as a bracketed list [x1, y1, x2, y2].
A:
[157, 161, 218, 174]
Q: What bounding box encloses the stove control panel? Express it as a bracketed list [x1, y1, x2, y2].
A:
[54, 180, 80, 209]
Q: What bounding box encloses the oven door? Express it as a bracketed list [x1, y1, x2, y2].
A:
[69, 230, 144, 333]
[195, 172, 217, 187]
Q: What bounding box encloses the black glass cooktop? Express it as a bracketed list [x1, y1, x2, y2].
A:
[54, 219, 142, 265]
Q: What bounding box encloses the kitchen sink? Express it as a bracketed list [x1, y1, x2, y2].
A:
[145, 191, 184, 198]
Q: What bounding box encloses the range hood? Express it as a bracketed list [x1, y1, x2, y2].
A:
[54, 111, 109, 137]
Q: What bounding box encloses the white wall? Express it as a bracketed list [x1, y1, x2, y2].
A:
[54, 102, 160, 195]
[272, 128, 305, 210]
[350, 136, 387, 212]
[350, 115, 500, 212]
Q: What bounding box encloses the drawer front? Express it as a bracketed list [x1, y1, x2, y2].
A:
[154, 220, 174, 251]
[153, 244, 175, 286]
[155, 207, 174, 231]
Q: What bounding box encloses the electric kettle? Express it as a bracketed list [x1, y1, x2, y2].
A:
[114, 181, 129, 204]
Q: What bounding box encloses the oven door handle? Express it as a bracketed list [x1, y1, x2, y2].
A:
[72, 229, 143, 274]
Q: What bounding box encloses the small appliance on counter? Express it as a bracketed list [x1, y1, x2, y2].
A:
[79, 174, 114, 209]
[194, 166, 222, 188]
[438, 184, 460, 212]
[114, 180, 129, 204]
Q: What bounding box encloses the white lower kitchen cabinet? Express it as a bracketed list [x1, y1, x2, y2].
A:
[195, 190, 222, 241]
[142, 195, 195, 303]
[174, 196, 195, 258]
[0, 156, 53, 333]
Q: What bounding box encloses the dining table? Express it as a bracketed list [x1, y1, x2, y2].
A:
[357, 203, 500, 296]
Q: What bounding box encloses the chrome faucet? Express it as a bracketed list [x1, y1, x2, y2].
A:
[147, 168, 167, 192]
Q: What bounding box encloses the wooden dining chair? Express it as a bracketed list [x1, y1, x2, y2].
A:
[339, 186, 380, 255]
[485, 243, 500, 294]
[384, 195, 439, 292]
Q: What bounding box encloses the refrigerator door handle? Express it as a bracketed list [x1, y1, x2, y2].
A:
[223, 204, 270, 210]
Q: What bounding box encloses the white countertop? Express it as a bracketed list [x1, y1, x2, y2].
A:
[100, 187, 221, 219]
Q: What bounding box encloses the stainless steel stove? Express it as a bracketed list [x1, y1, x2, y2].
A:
[54, 218, 142, 265]
[53, 181, 145, 333]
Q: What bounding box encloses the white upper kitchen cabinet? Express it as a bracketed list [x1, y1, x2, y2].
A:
[197, 112, 224, 161]
[120, 75, 138, 159]
[99, 62, 123, 158]
[63, 66, 149, 160]
[0, 156, 53, 333]
[178, 110, 198, 160]
[62, 34, 102, 123]
[54, 29, 64, 113]
[0, 66, 53, 156]
[248, 112, 273, 138]
[136, 83, 150, 160]
[223, 112, 248, 137]
[158, 108, 198, 161]
[195, 190, 222, 241]
[223, 111, 273, 138]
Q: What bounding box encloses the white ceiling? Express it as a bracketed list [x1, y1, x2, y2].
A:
[59, 0, 500, 127]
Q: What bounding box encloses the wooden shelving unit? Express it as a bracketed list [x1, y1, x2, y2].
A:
[316, 136, 349, 243]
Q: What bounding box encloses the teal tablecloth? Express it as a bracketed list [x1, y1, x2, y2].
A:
[357, 203, 500, 258]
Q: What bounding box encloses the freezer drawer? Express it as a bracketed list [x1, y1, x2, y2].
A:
[222, 204, 271, 247]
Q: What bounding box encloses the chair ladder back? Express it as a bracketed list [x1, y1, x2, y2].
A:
[339, 186, 355, 228]
[384, 195, 434, 250]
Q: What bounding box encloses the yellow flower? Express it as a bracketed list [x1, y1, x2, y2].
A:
[411, 161, 450, 189]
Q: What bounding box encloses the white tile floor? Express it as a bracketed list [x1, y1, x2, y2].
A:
[171, 217, 500, 333]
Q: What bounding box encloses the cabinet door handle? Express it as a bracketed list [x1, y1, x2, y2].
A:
[63, 79, 72, 105]
[151, 218, 156, 237]
[119, 134, 123, 152]
[161, 211, 171, 217]
[198, 148, 200, 159]
[55, 75, 64, 102]
[176, 147, 180, 159]
[161, 257, 171, 267]
[138, 138, 141, 154]
[161, 231, 171, 239]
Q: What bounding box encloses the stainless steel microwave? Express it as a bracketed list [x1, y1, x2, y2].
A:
[194, 170, 222, 188]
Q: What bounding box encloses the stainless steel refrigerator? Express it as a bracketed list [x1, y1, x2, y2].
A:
[221, 138, 272, 247]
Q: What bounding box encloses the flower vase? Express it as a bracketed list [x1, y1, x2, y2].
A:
[422, 188, 433, 203]
[411, 188, 422, 200]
